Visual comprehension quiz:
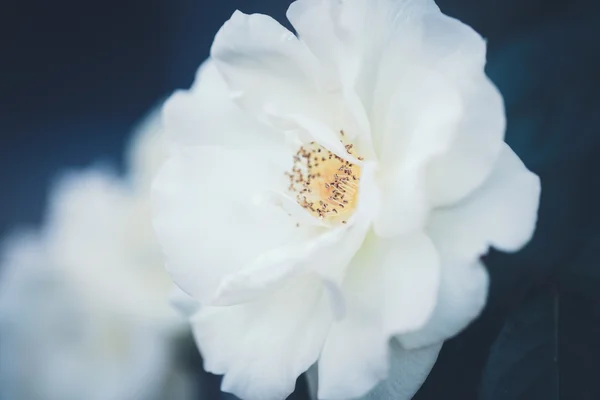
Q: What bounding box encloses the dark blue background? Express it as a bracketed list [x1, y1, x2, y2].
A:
[1, 1, 599, 399]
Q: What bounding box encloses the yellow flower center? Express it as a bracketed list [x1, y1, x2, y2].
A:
[286, 134, 362, 224]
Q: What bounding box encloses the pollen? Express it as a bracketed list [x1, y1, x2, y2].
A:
[286, 136, 361, 224]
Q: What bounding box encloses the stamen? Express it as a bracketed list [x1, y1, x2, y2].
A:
[285, 137, 362, 224]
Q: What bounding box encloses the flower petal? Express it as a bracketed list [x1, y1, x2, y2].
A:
[373, 165, 428, 238]
[371, 10, 501, 208]
[316, 228, 439, 399]
[397, 145, 538, 348]
[307, 341, 441, 400]
[293, 0, 436, 140]
[426, 144, 541, 258]
[303, 0, 500, 207]
[316, 240, 388, 399]
[353, 1, 486, 152]
[288, 0, 380, 159]
[213, 191, 373, 314]
[372, 68, 463, 238]
[211, 11, 343, 133]
[211, 225, 345, 306]
[209, 163, 379, 308]
[379, 68, 463, 170]
[361, 340, 442, 400]
[413, 11, 503, 206]
[152, 145, 299, 305]
[289, 0, 436, 160]
[383, 233, 440, 337]
[191, 276, 331, 400]
[287, 0, 343, 83]
[162, 61, 280, 148]
[425, 71, 505, 207]
[289, 0, 440, 91]
[169, 286, 200, 318]
[398, 259, 488, 349]
[306, 162, 380, 318]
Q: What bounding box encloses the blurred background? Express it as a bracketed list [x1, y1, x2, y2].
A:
[1, 0, 600, 399]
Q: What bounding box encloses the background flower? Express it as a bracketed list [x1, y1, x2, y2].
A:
[46, 111, 179, 333]
[0, 111, 196, 400]
[0, 232, 180, 400]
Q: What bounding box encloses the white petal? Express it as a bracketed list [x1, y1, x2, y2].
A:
[162, 61, 280, 148]
[373, 165, 428, 238]
[288, 0, 435, 160]
[361, 340, 442, 400]
[406, 11, 503, 206]
[425, 72, 505, 207]
[373, 68, 464, 238]
[211, 11, 345, 132]
[311, 0, 438, 143]
[287, 0, 343, 84]
[383, 233, 440, 337]
[307, 162, 380, 317]
[398, 259, 488, 349]
[191, 276, 332, 400]
[152, 145, 300, 305]
[212, 225, 345, 306]
[206, 164, 379, 308]
[316, 228, 439, 399]
[357, 1, 485, 150]
[397, 146, 538, 348]
[300, 0, 441, 94]
[306, 341, 441, 400]
[288, 0, 380, 156]
[427, 144, 541, 258]
[317, 238, 388, 400]
[212, 196, 370, 314]
[309, 226, 367, 320]
[408, 11, 500, 207]
[378, 68, 463, 172]
[315, 0, 500, 207]
[215, 162, 375, 317]
[169, 285, 200, 318]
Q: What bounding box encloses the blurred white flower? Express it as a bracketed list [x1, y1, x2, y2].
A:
[0, 110, 193, 400]
[0, 233, 175, 400]
[153, 1, 541, 399]
[47, 111, 182, 334]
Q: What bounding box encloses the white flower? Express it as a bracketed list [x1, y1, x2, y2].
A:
[0, 110, 194, 400]
[153, 1, 541, 399]
[0, 110, 195, 400]
[47, 111, 182, 333]
[0, 233, 175, 400]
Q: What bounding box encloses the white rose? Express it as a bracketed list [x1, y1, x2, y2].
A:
[153, 1, 541, 399]
[0, 110, 193, 400]
[47, 110, 182, 333]
[0, 233, 173, 400]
